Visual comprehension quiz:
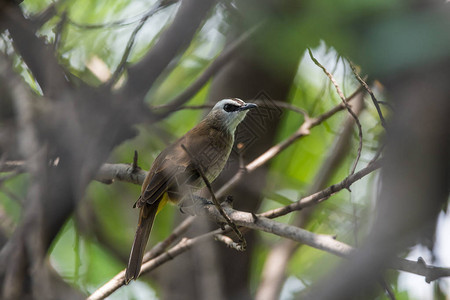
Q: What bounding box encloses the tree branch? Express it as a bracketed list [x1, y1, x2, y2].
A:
[215, 88, 363, 198]
[107, 0, 177, 87]
[89, 184, 450, 300]
[119, 0, 216, 101]
[2, 4, 70, 97]
[256, 93, 365, 300]
[308, 49, 364, 175]
[204, 205, 450, 282]
[155, 24, 261, 112]
[349, 61, 387, 128]
[261, 160, 381, 219]
[95, 163, 147, 185]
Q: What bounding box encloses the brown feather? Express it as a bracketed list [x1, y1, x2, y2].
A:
[136, 122, 233, 208]
[125, 203, 159, 283]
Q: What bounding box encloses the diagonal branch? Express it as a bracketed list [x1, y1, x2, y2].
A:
[349, 61, 387, 129]
[261, 160, 381, 219]
[180, 144, 246, 250]
[107, 0, 177, 87]
[87, 99, 376, 299]
[119, 0, 216, 101]
[89, 173, 450, 300]
[155, 24, 261, 112]
[2, 4, 70, 97]
[215, 88, 363, 198]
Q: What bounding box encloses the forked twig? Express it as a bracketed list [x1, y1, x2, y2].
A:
[180, 144, 246, 251]
[308, 48, 363, 175]
[107, 0, 173, 87]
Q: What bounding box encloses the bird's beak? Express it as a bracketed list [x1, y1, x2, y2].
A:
[239, 103, 258, 111]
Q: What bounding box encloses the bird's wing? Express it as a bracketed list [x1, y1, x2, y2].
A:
[135, 157, 182, 208]
[136, 126, 231, 208]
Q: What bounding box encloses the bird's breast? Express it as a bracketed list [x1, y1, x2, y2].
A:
[195, 128, 234, 185]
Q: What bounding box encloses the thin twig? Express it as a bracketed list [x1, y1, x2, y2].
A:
[89, 208, 450, 300]
[308, 48, 363, 175]
[107, 1, 167, 87]
[33, 3, 57, 27]
[349, 61, 387, 129]
[132, 150, 139, 170]
[54, 11, 67, 52]
[87, 158, 381, 300]
[154, 23, 261, 112]
[378, 277, 396, 300]
[67, 0, 178, 30]
[88, 224, 219, 300]
[214, 233, 245, 251]
[180, 144, 246, 250]
[0, 161, 25, 173]
[261, 160, 382, 220]
[85, 90, 363, 299]
[216, 88, 363, 198]
[369, 143, 385, 165]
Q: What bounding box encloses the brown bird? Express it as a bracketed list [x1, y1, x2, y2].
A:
[125, 98, 257, 283]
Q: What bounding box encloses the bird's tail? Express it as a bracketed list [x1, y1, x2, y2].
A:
[125, 204, 158, 283]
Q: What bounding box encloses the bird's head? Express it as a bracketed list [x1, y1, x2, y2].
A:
[206, 98, 257, 133]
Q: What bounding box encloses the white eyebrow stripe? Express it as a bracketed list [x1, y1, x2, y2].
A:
[230, 98, 245, 106]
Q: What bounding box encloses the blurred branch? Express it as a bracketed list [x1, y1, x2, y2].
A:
[3, 91, 360, 185]
[32, 3, 57, 27]
[0, 161, 25, 173]
[87, 88, 365, 298]
[79, 88, 362, 193]
[0, 53, 51, 298]
[308, 49, 363, 176]
[107, 0, 177, 87]
[89, 182, 450, 300]
[204, 204, 450, 281]
[67, 0, 178, 30]
[0, 160, 148, 185]
[0, 17, 141, 296]
[215, 87, 363, 198]
[89, 158, 380, 299]
[256, 93, 365, 300]
[2, 4, 70, 97]
[155, 24, 261, 112]
[119, 0, 216, 101]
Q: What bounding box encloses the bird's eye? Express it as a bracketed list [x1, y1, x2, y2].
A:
[223, 104, 239, 112]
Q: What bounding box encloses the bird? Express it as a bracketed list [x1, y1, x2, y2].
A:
[125, 98, 257, 283]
